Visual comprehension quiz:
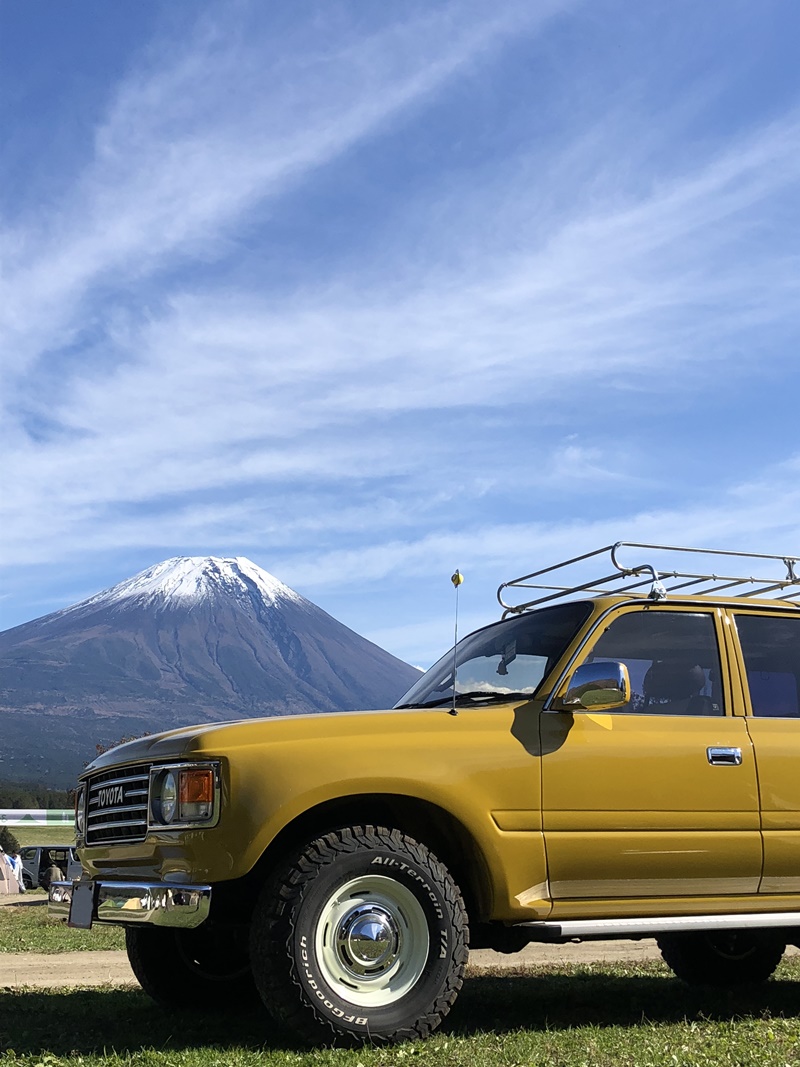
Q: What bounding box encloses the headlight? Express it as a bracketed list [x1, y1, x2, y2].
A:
[158, 771, 177, 823]
[74, 785, 86, 837]
[149, 763, 219, 829]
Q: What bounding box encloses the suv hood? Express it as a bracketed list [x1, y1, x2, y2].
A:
[82, 706, 404, 774]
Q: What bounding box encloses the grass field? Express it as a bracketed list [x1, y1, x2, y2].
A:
[0, 899, 124, 953]
[2, 958, 800, 1066]
[14, 825, 76, 848]
[4, 826, 800, 1063]
[3, 898, 800, 1063]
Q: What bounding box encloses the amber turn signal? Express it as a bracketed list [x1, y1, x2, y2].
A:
[179, 769, 214, 804]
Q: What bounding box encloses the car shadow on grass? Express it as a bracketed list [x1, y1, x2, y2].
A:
[2, 967, 800, 1056]
[0, 987, 279, 1057]
[452, 965, 800, 1038]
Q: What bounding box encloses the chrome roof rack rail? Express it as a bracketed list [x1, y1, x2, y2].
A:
[497, 542, 800, 616]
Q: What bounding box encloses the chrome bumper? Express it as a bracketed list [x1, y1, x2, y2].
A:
[49, 879, 212, 929]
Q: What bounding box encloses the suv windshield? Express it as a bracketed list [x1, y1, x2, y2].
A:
[396, 601, 592, 709]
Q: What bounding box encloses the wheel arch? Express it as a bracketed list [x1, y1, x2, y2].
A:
[213, 792, 493, 928]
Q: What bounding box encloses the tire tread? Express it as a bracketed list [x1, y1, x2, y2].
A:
[251, 824, 468, 1045]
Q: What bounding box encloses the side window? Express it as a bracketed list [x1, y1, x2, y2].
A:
[19, 848, 36, 861]
[735, 614, 800, 718]
[582, 610, 723, 715]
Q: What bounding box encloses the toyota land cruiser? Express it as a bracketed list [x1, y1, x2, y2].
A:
[50, 543, 800, 1044]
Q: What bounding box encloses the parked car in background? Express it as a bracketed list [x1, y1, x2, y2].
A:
[20, 845, 81, 890]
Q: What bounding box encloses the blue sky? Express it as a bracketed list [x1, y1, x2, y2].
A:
[3, 0, 800, 668]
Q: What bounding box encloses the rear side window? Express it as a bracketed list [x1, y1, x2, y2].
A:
[735, 614, 800, 718]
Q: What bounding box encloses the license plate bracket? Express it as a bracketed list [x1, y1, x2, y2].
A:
[68, 880, 97, 929]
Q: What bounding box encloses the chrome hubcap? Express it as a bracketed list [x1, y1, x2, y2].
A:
[336, 904, 400, 976]
[315, 875, 430, 1007]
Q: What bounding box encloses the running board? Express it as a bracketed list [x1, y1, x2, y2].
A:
[518, 911, 800, 941]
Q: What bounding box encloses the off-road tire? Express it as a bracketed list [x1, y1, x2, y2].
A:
[250, 825, 469, 1045]
[657, 929, 785, 986]
[21, 871, 32, 890]
[126, 925, 258, 1010]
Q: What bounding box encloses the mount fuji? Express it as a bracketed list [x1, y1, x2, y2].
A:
[0, 557, 422, 787]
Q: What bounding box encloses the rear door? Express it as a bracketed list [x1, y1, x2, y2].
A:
[729, 610, 800, 894]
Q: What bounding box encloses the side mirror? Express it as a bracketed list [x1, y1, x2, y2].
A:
[556, 660, 630, 712]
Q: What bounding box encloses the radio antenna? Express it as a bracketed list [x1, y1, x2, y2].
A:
[450, 570, 464, 716]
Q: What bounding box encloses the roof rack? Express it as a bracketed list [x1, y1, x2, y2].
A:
[497, 542, 800, 616]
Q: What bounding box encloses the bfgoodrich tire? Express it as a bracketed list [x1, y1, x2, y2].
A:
[657, 929, 785, 986]
[126, 925, 258, 1010]
[250, 825, 469, 1045]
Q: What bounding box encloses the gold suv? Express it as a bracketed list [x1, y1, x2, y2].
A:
[50, 543, 800, 1044]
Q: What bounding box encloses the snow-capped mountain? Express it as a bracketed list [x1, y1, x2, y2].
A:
[0, 557, 422, 787]
[67, 556, 301, 615]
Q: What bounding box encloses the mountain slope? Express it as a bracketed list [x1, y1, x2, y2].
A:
[0, 557, 422, 786]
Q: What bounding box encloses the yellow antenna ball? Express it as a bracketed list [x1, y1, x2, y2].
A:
[451, 570, 464, 587]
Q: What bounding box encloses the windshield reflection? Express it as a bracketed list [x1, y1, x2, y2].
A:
[395, 601, 591, 709]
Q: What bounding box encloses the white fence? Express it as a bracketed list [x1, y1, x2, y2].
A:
[0, 809, 73, 827]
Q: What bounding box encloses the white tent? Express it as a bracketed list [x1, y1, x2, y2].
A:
[0, 850, 20, 895]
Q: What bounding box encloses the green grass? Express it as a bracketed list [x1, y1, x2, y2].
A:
[14, 826, 76, 848]
[0, 899, 124, 953]
[2, 959, 800, 1065]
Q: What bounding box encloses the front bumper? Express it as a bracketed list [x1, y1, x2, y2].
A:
[49, 879, 212, 929]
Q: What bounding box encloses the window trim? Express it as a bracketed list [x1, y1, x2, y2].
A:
[545, 603, 731, 717]
[728, 609, 800, 719]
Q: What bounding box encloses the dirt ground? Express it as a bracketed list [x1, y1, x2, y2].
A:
[0, 894, 666, 989]
[1, 942, 670, 990]
[4, 894, 795, 991]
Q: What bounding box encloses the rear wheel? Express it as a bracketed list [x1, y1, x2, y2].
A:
[657, 929, 785, 986]
[126, 925, 258, 1010]
[250, 825, 469, 1045]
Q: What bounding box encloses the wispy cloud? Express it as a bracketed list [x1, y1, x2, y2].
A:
[1, 0, 559, 382]
[6, 101, 800, 557]
[4, 1, 800, 664]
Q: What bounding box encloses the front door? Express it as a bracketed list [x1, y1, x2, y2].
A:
[540, 606, 761, 910]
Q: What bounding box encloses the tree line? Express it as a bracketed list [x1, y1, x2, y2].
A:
[0, 778, 72, 809]
[0, 735, 150, 812]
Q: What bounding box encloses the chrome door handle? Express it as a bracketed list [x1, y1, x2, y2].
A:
[707, 746, 742, 766]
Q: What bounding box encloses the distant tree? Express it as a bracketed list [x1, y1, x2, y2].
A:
[0, 827, 20, 854]
[0, 779, 71, 809]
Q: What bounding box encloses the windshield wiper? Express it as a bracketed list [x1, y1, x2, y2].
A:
[396, 690, 533, 709]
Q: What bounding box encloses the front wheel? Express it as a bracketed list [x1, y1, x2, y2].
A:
[250, 825, 469, 1045]
[657, 929, 785, 986]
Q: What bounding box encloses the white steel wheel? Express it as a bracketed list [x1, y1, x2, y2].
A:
[315, 874, 429, 1007]
[250, 825, 469, 1045]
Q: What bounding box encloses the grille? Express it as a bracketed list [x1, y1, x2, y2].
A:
[85, 764, 150, 844]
